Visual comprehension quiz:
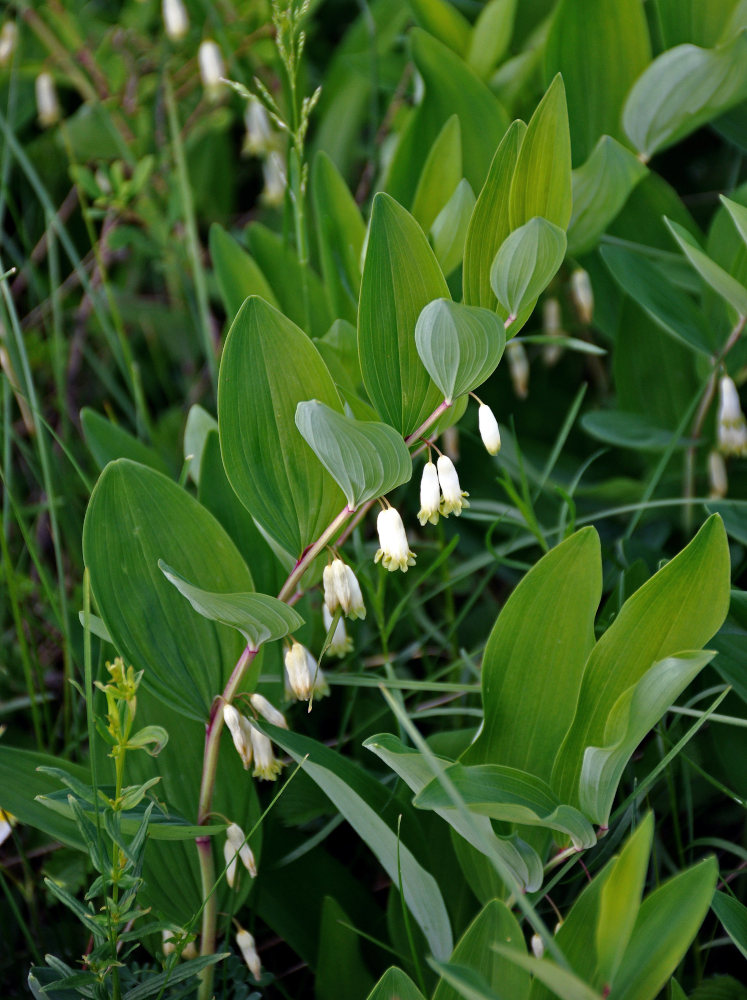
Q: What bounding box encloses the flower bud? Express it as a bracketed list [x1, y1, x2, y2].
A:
[262, 150, 286, 206]
[198, 40, 224, 100]
[478, 404, 501, 455]
[374, 507, 416, 572]
[250, 693, 287, 729]
[542, 297, 564, 367]
[248, 724, 283, 781]
[507, 340, 529, 399]
[244, 97, 273, 156]
[35, 72, 60, 128]
[531, 933, 545, 958]
[418, 460, 441, 526]
[284, 641, 314, 700]
[236, 927, 261, 979]
[570, 268, 594, 324]
[226, 822, 257, 879]
[323, 605, 353, 657]
[342, 563, 366, 619]
[717, 375, 747, 457]
[437, 455, 469, 517]
[162, 0, 189, 40]
[708, 450, 728, 499]
[223, 703, 252, 769]
[0, 22, 18, 67]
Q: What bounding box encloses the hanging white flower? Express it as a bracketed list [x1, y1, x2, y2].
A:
[225, 822, 257, 880]
[244, 97, 274, 156]
[35, 72, 60, 128]
[542, 297, 564, 367]
[374, 507, 416, 572]
[249, 693, 287, 729]
[223, 703, 252, 770]
[248, 724, 283, 781]
[0, 22, 18, 67]
[236, 927, 261, 979]
[418, 460, 441, 526]
[478, 404, 501, 455]
[717, 375, 747, 457]
[162, 0, 189, 40]
[284, 641, 314, 700]
[198, 40, 225, 100]
[570, 267, 594, 324]
[324, 559, 366, 620]
[262, 150, 286, 206]
[437, 455, 469, 517]
[506, 340, 529, 399]
[708, 450, 728, 499]
[531, 933, 545, 958]
[323, 605, 353, 657]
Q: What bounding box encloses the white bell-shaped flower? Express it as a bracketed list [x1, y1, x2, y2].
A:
[542, 297, 564, 367]
[223, 703, 252, 770]
[531, 933, 545, 958]
[249, 693, 287, 729]
[717, 375, 747, 457]
[708, 450, 728, 499]
[570, 268, 594, 324]
[375, 507, 416, 572]
[478, 404, 501, 455]
[244, 97, 273, 156]
[198, 40, 225, 99]
[162, 0, 188, 40]
[418, 460, 441, 526]
[437, 455, 469, 517]
[262, 150, 286, 206]
[226, 822, 257, 879]
[236, 927, 261, 979]
[248, 724, 283, 781]
[35, 72, 60, 127]
[323, 605, 353, 657]
[0, 22, 18, 67]
[284, 641, 315, 700]
[507, 340, 529, 399]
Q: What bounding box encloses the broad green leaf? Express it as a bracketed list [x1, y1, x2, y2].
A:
[600, 244, 712, 355]
[720, 194, 747, 248]
[406, 0, 471, 55]
[316, 896, 374, 1000]
[432, 900, 529, 1000]
[218, 295, 346, 556]
[263, 724, 453, 960]
[183, 403, 218, 484]
[466, 0, 517, 80]
[580, 411, 688, 452]
[463, 120, 526, 310]
[366, 968, 426, 1000]
[428, 961, 505, 1000]
[121, 953, 230, 1000]
[358, 193, 449, 435]
[552, 515, 731, 812]
[567, 138, 648, 256]
[509, 76, 572, 231]
[490, 947, 602, 1000]
[415, 299, 506, 403]
[411, 115, 462, 235]
[81, 408, 168, 475]
[580, 651, 714, 824]
[609, 857, 719, 1000]
[666, 217, 747, 316]
[654, 0, 740, 48]
[83, 460, 252, 721]
[385, 30, 509, 207]
[415, 764, 596, 849]
[209, 223, 278, 323]
[490, 217, 567, 320]
[544, 0, 651, 164]
[431, 179, 476, 276]
[711, 892, 747, 960]
[364, 733, 543, 893]
[158, 561, 302, 649]
[246, 222, 332, 338]
[294, 400, 412, 508]
[623, 32, 747, 160]
[312, 151, 366, 324]
[464, 528, 602, 784]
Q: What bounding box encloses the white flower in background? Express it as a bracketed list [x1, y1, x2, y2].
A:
[198, 40, 224, 100]
[531, 933, 545, 958]
[162, 929, 197, 960]
[375, 506, 416, 572]
[284, 641, 314, 700]
[236, 927, 261, 979]
[323, 605, 353, 657]
[248, 724, 283, 780]
[478, 404, 501, 455]
[324, 559, 366, 619]
[0, 22, 18, 67]
[0, 809, 14, 846]
[506, 339, 529, 399]
[223, 836, 238, 888]
[717, 375, 747, 457]
[708, 450, 728, 499]
[223, 703, 252, 769]
[418, 460, 441, 526]
[225, 822, 257, 880]
[542, 297, 564, 367]
[342, 563, 366, 619]
[249, 692, 287, 729]
[262, 150, 286, 206]
[437, 455, 469, 517]
[570, 267, 594, 324]
[244, 97, 273, 156]
[35, 72, 60, 128]
[162, 0, 188, 40]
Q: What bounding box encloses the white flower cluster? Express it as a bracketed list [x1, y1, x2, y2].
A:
[224, 821, 257, 887]
[418, 455, 469, 526]
[223, 702, 284, 780]
[284, 641, 329, 700]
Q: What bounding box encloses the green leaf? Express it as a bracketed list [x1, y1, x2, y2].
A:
[431, 178, 476, 277]
[415, 764, 596, 849]
[294, 400, 413, 508]
[666, 217, 747, 316]
[428, 960, 505, 1000]
[567, 137, 648, 256]
[415, 299, 506, 403]
[609, 857, 718, 1000]
[412, 115, 463, 235]
[406, 0, 471, 55]
[552, 515, 731, 815]
[464, 529, 602, 784]
[81, 408, 168, 475]
[433, 899, 529, 1000]
[711, 891, 747, 960]
[600, 244, 712, 356]
[463, 120, 526, 311]
[122, 952, 230, 1000]
[158, 561, 303, 649]
[263, 724, 453, 961]
[183, 403, 218, 484]
[579, 651, 715, 824]
[358, 192, 449, 435]
[218, 295, 346, 556]
[366, 968, 426, 1000]
[544, 0, 651, 164]
[623, 31, 747, 160]
[490, 947, 602, 1000]
[83, 460, 252, 721]
[720, 194, 747, 248]
[209, 223, 278, 322]
[509, 75, 572, 231]
[466, 0, 518, 80]
[490, 217, 567, 320]
[385, 29, 509, 207]
[312, 151, 366, 324]
[580, 410, 688, 452]
[316, 896, 374, 1000]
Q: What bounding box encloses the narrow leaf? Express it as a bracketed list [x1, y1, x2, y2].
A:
[666, 217, 747, 316]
